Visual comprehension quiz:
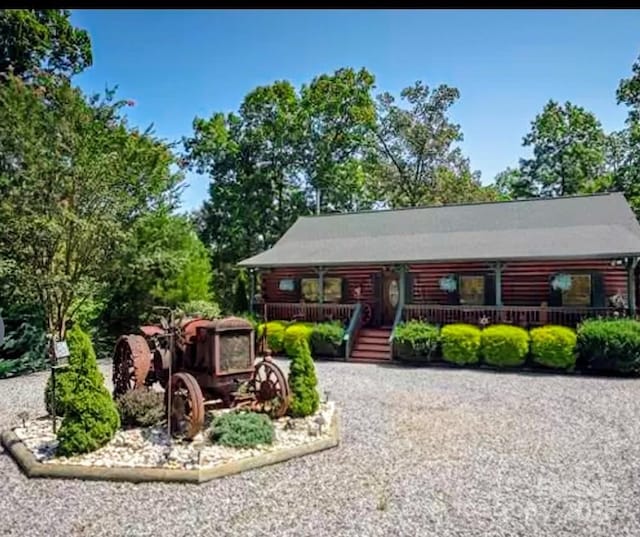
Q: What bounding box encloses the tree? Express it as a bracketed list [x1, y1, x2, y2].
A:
[0, 9, 92, 79]
[287, 337, 319, 418]
[517, 100, 608, 197]
[299, 67, 377, 213]
[494, 167, 533, 199]
[372, 81, 489, 208]
[0, 73, 180, 338]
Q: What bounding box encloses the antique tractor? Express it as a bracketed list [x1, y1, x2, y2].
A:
[112, 313, 289, 439]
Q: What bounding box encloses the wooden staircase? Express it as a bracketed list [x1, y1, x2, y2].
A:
[350, 327, 392, 362]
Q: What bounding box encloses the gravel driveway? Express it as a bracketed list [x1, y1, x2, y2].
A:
[1, 359, 640, 537]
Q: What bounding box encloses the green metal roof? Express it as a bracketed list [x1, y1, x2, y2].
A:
[239, 193, 640, 267]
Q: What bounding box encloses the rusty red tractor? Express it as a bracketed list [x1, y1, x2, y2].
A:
[112, 314, 289, 439]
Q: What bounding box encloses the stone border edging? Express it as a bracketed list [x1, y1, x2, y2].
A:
[1, 411, 340, 484]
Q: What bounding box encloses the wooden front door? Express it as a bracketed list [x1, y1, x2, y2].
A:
[381, 271, 400, 326]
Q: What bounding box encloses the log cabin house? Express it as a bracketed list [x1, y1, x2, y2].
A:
[239, 193, 640, 362]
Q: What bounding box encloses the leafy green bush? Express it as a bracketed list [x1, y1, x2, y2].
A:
[530, 325, 577, 369]
[179, 300, 220, 320]
[310, 321, 345, 357]
[0, 321, 48, 378]
[441, 324, 482, 365]
[393, 320, 439, 359]
[210, 411, 274, 448]
[480, 325, 529, 367]
[257, 321, 288, 354]
[577, 318, 640, 374]
[116, 388, 165, 428]
[288, 338, 320, 417]
[55, 327, 120, 456]
[283, 322, 315, 357]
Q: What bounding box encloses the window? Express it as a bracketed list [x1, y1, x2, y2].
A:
[562, 274, 591, 306]
[459, 275, 485, 305]
[300, 277, 344, 303]
[323, 277, 343, 303]
[278, 279, 295, 292]
[301, 278, 319, 302]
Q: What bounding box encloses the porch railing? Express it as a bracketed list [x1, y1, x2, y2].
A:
[402, 304, 630, 328]
[264, 302, 356, 324]
[344, 303, 363, 360]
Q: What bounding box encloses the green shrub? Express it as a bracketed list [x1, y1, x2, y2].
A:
[577, 318, 640, 374]
[116, 388, 165, 428]
[288, 338, 320, 417]
[310, 321, 345, 357]
[480, 324, 529, 367]
[55, 327, 120, 456]
[441, 324, 482, 365]
[210, 411, 274, 448]
[530, 325, 577, 369]
[283, 322, 315, 357]
[393, 321, 439, 359]
[258, 321, 288, 354]
[178, 300, 220, 320]
[0, 321, 48, 378]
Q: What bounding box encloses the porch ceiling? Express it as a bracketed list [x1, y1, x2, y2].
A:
[239, 193, 640, 268]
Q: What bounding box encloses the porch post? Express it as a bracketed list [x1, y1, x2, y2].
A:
[494, 261, 503, 307]
[249, 268, 256, 314]
[398, 265, 406, 310]
[316, 266, 326, 304]
[627, 258, 638, 316]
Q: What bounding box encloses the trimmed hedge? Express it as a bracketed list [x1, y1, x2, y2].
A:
[258, 321, 288, 354]
[310, 321, 345, 357]
[283, 322, 315, 357]
[441, 324, 482, 365]
[530, 325, 577, 369]
[577, 318, 640, 374]
[393, 320, 439, 360]
[481, 324, 529, 367]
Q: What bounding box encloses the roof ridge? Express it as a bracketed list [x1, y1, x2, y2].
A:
[300, 191, 623, 219]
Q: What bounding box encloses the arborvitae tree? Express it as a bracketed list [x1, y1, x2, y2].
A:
[287, 338, 320, 417]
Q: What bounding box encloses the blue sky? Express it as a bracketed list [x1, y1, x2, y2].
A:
[70, 9, 640, 211]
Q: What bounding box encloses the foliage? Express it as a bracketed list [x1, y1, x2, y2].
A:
[210, 411, 274, 448]
[287, 338, 320, 417]
[577, 318, 640, 374]
[283, 322, 315, 357]
[178, 300, 220, 320]
[393, 320, 439, 358]
[372, 81, 497, 208]
[0, 321, 48, 378]
[480, 325, 529, 367]
[116, 388, 165, 428]
[54, 326, 120, 455]
[530, 325, 577, 369]
[233, 270, 250, 314]
[0, 73, 181, 338]
[258, 321, 289, 354]
[441, 324, 482, 365]
[103, 210, 213, 333]
[310, 321, 345, 348]
[0, 9, 92, 79]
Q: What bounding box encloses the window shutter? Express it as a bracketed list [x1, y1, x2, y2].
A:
[484, 273, 496, 306]
[591, 272, 605, 307]
[294, 278, 301, 302]
[404, 272, 414, 304]
[340, 278, 349, 303]
[447, 274, 460, 305]
[548, 273, 562, 306]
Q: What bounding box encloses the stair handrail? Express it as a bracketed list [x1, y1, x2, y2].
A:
[388, 301, 404, 351]
[344, 302, 363, 360]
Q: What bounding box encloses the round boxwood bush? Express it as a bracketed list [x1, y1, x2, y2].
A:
[481, 324, 529, 367]
[55, 328, 120, 456]
[393, 320, 439, 360]
[530, 325, 577, 369]
[116, 388, 165, 428]
[210, 411, 274, 448]
[288, 338, 320, 417]
[283, 322, 315, 357]
[257, 321, 288, 354]
[577, 318, 640, 374]
[441, 324, 482, 365]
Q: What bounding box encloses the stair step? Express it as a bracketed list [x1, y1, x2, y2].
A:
[358, 332, 391, 339]
[357, 336, 390, 344]
[350, 350, 391, 361]
[355, 343, 391, 352]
